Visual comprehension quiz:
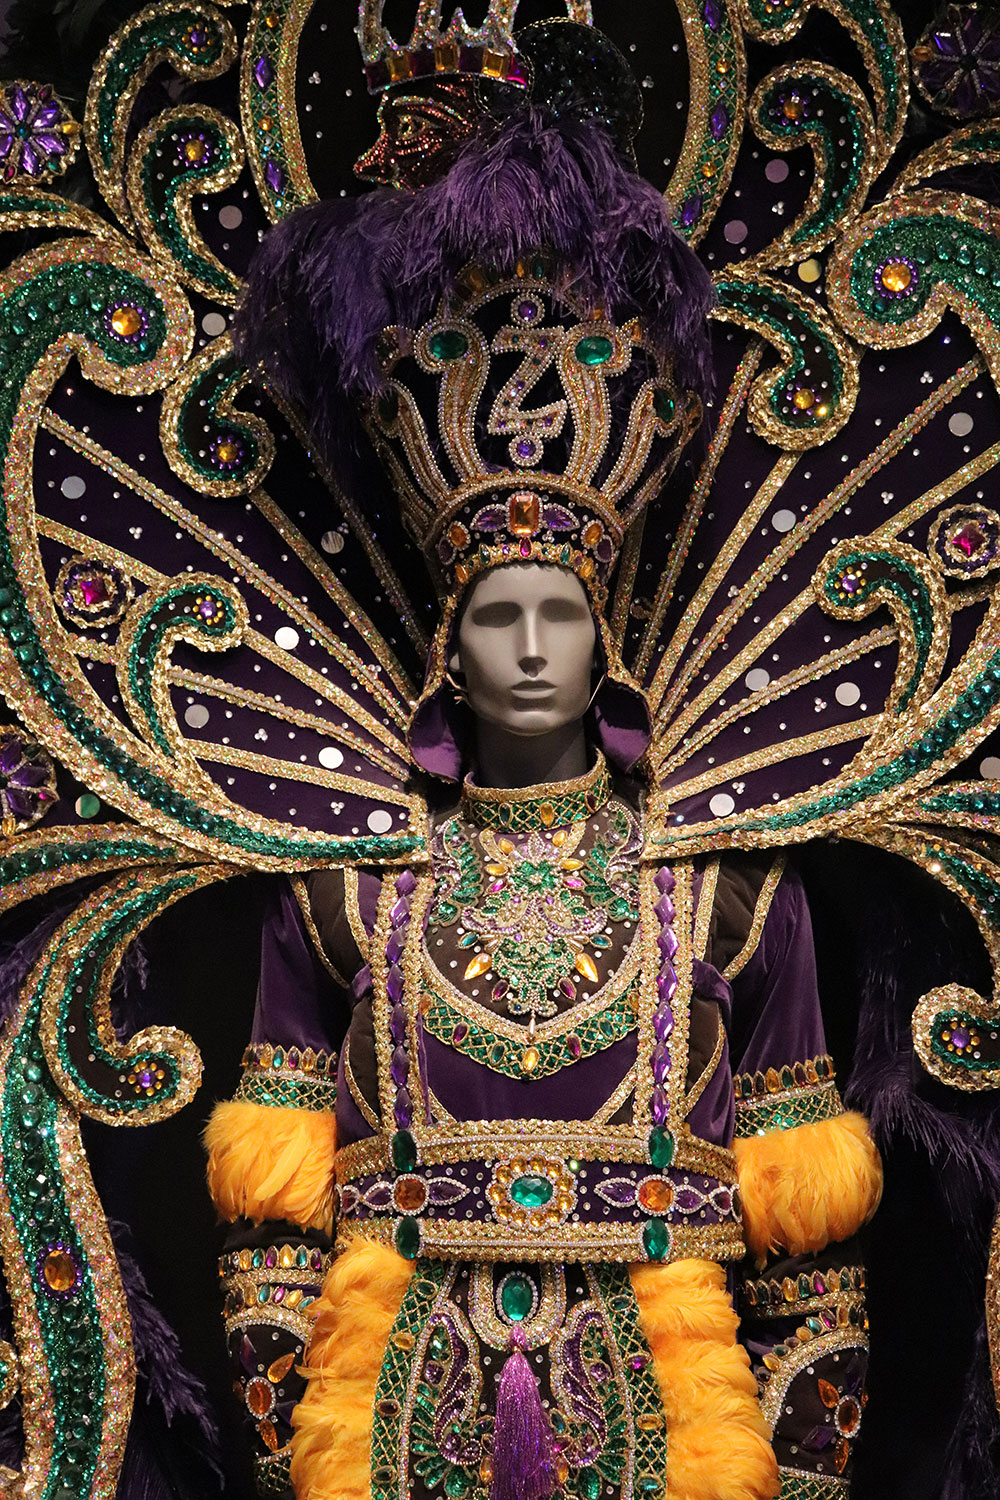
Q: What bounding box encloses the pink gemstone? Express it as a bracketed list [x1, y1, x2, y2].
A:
[954, 521, 986, 557]
[78, 573, 109, 606]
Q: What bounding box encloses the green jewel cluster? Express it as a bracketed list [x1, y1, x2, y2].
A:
[93, 8, 228, 169]
[125, 580, 239, 755]
[592, 1266, 668, 1496]
[173, 346, 265, 487]
[851, 214, 1000, 332]
[2, 1030, 105, 1494]
[0, 260, 421, 864]
[714, 278, 845, 430]
[0, 834, 177, 888]
[734, 1084, 842, 1137]
[370, 1262, 448, 1500]
[48, 874, 196, 1116]
[422, 981, 637, 1080]
[755, 71, 866, 245]
[136, 110, 242, 299]
[670, 0, 741, 242]
[433, 822, 483, 923]
[822, 548, 934, 707]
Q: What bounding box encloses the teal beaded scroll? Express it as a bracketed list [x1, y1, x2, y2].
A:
[0, 865, 223, 1499]
[159, 334, 276, 497]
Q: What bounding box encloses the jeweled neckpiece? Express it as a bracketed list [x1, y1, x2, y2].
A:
[460, 751, 611, 833]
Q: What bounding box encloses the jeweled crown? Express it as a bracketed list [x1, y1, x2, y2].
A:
[366, 257, 698, 607]
[357, 0, 592, 93]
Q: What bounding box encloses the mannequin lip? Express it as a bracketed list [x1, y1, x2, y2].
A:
[511, 679, 555, 693]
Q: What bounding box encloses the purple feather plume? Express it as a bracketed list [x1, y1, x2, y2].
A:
[234, 110, 714, 482]
[491, 1327, 556, 1500]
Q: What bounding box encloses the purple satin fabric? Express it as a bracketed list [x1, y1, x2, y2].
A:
[251, 883, 350, 1053]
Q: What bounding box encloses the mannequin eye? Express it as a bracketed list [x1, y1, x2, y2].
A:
[541, 597, 591, 623]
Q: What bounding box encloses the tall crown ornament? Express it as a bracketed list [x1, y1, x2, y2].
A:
[357, 0, 592, 92]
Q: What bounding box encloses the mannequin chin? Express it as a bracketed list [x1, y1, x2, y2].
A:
[450, 564, 598, 788]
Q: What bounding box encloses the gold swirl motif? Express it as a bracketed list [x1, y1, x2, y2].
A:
[160, 334, 276, 498]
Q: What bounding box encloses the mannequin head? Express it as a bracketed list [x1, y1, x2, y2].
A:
[448, 564, 597, 786]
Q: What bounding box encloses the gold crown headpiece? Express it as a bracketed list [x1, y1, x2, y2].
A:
[365, 257, 699, 611]
[357, 0, 592, 93]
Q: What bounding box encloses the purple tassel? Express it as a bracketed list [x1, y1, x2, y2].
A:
[491, 1327, 556, 1500]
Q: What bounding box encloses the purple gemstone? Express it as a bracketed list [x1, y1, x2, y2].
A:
[567, 1034, 582, 1058]
[265, 1247, 277, 1268]
[703, 0, 721, 28]
[654, 867, 676, 894]
[653, 1004, 674, 1040]
[518, 301, 538, 321]
[34, 104, 60, 128]
[658, 927, 679, 959]
[395, 1087, 413, 1128]
[657, 966, 678, 1002]
[265, 158, 286, 194]
[4, 788, 33, 819]
[599, 1178, 638, 1206]
[507, 60, 529, 87]
[0, 134, 11, 161]
[710, 102, 730, 141]
[651, 1087, 669, 1127]
[11, 88, 29, 123]
[35, 134, 66, 157]
[240, 1334, 256, 1375]
[0, 739, 23, 774]
[389, 897, 410, 926]
[188, 27, 207, 48]
[516, 440, 536, 459]
[544, 505, 576, 531]
[395, 869, 417, 897]
[629, 1353, 650, 1371]
[390, 1003, 407, 1044]
[20, 142, 41, 177]
[596, 537, 616, 563]
[386, 929, 405, 965]
[652, 1044, 671, 1084]
[310, 1248, 323, 1269]
[475, 507, 506, 531]
[428, 1179, 469, 1204]
[451, 1023, 469, 1044]
[654, 894, 676, 924]
[272, 1285, 285, 1303]
[390, 1046, 409, 1087]
[254, 55, 275, 90]
[410, 49, 434, 78]
[386, 964, 404, 1004]
[675, 1187, 703, 1212]
[680, 194, 703, 227]
[949, 1024, 971, 1049]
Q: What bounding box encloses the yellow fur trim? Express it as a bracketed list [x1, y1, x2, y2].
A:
[290, 1239, 413, 1500]
[203, 1098, 337, 1232]
[733, 1110, 882, 1264]
[631, 1258, 778, 1500]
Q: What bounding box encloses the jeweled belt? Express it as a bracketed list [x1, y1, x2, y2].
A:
[334, 1128, 745, 1264]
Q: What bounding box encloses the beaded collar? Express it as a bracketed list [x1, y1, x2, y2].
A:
[461, 752, 611, 832]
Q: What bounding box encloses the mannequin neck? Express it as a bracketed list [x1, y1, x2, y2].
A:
[471, 719, 589, 789]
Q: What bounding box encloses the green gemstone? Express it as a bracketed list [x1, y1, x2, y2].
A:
[579, 1466, 601, 1499]
[392, 1129, 417, 1172]
[637, 1478, 662, 1495]
[653, 389, 675, 421]
[429, 329, 469, 361]
[395, 1216, 420, 1260]
[642, 1218, 671, 1261]
[509, 1174, 553, 1209]
[648, 1127, 675, 1170]
[575, 335, 614, 366]
[444, 1467, 471, 1497]
[499, 1274, 535, 1322]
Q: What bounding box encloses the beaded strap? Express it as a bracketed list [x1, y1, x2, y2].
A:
[233, 1042, 337, 1112]
[733, 1053, 842, 1136]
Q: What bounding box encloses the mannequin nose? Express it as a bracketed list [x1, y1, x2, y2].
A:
[518, 612, 545, 673]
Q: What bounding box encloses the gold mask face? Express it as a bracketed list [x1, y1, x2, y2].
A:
[354, 79, 481, 189]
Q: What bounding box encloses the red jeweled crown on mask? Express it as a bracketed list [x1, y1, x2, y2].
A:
[365, 257, 699, 609]
[356, 0, 592, 93]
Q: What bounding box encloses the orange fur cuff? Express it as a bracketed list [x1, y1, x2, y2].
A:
[204, 1098, 337, 1233]
[631, 1257, 779, 1500]
[733, 1109, 882, 1263]
[290, 1238, 413, 1500]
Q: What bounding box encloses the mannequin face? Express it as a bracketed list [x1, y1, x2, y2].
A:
[452, 565, 597, 737]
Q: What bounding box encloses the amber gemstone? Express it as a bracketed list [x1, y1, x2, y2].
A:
[574, 953, 599, 984]
[110, 306, 142, 338]
[394, 1177, 428, 1212]
[636, 1412, 664, 1431]
[835, 1439, 850, 1474]
[42, 1250, 77, 1293]
[837, 1396, 861, 1435]
[555, 1460, 570, 1485]
[449, 522, 469, 548]
[818, 1378, 840, 1409]
[637, 1178, 674, 1213]
[792, 388, 815, 411]
[782, 95, 804, 120]
[880, 260, 913, 294]
[508, 493, 540, 536]
[538, 802, 555, 826]
[519, 1046, 541, 1074]
[267, 1352, 296, 1383]
[259, 1418, 279, 1452]
[480, 1459, 494, 1485]
[246, 1377, 275, 1417]
[215, 440, 240, 465]
[184, 139, 207, 164]
[463, 951, 491, 980]
[582, 520, 603, 547]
